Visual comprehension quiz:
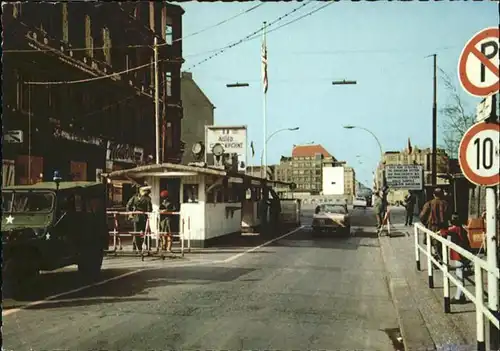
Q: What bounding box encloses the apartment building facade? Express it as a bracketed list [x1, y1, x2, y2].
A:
[2, 2, 184, 187]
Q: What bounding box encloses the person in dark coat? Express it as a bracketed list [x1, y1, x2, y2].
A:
[404, 190, 416, 226]
[159, 190, 176, 253]
[126, 185, 152, 252]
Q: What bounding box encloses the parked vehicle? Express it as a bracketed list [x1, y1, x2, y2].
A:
[353, 196, 367, 209]
[312, 203, 351, 236]
[2, 180, 108, 297]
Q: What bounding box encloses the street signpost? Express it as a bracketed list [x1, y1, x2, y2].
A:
[476, 93, 498, 123]
[384, 164, 424, 191]
[4, 130, 24, 143]
[458, 120, 500, 350]
[458, 27, 499, 97]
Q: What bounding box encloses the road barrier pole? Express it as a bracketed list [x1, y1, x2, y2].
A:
[426, 232, 434, 288]
[485, 187, 499, 350]
[414, 224, 421, 271]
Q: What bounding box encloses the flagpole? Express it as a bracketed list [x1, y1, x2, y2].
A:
[262, 21, 268, 180]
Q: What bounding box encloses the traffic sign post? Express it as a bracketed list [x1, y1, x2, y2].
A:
[458, 27, 499, 97]
[458, 120, 500, 350]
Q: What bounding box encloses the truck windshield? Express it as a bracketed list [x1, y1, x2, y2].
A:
[2, 191, 55, 214]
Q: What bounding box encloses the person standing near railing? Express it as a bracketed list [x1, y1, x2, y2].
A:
[419, 188, 451, 260]
[404, 190, 416, 226]
[159, 190, 175, 253]
[445, 213, 472, 305]
[126, 185, 152, 253]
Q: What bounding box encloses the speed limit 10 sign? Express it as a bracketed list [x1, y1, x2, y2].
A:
[458, 122, 500, 186]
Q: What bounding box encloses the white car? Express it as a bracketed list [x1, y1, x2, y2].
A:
[312, 203, 351, 236]
[353, 196, 367, 209]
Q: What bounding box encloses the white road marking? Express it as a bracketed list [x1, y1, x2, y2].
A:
[2, 226, 305, 317]
[223, 225, 305, 263]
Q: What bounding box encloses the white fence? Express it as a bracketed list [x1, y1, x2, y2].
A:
[413, 223, 499, 349]
[107, 210, 191, 259]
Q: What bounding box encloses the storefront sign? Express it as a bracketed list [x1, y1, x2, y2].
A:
[106, 141, 144, 164]
[53, 128, 104, 146]
[2, 159, 15, 187]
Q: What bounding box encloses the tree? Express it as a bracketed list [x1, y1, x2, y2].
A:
[439, 68, 475, 158]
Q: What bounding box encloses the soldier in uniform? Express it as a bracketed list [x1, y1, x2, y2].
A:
[159, 190, 176, 253]
[126, 185, 153, 252]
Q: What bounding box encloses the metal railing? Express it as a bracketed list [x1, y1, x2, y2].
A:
[107, 210, 191, 259]
[414, 223, 499, 349]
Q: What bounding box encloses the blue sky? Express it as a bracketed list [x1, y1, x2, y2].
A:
[178, 1, 498, 185]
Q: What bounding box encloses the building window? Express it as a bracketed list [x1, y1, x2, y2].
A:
[166, 72, 172, 96]
[85, 15, 93, 58]
[102, 27, 112, 65]
[166, 17, 173, 45]
[62, 3, 68, 42]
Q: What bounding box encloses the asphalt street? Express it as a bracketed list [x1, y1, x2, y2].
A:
[2, 206, 402, 351]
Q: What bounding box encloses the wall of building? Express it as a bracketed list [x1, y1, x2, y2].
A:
[322, 166, 345, 195]
[343, 166, 355, 197]
[180, 71, 214, 164]
[2, 2, 184, 189]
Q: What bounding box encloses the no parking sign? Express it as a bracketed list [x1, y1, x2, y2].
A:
[458, 27, 499, 97]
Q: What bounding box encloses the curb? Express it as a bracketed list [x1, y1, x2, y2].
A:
[378, 235, 436, 351]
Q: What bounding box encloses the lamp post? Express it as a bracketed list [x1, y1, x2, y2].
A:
[332, 80, 357, 85]
[343, 125, 384, 191]
[260, 127, 299, 178]
[226, 82, 250, 88]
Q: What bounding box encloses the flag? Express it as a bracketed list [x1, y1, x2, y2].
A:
[261, 37, 268, 94]
[407, 137, 412, 154]
[250, 141, 255, 157]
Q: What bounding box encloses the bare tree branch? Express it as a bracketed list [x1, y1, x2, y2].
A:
[438, 68, 475, 158]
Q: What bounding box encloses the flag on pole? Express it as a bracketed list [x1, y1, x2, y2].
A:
[261, 36, 268, 94]
[250, 141, 255, 157]
[407, 137, 412, 154]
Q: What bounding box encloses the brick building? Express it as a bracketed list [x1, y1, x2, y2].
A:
[2, 2, 184, 188]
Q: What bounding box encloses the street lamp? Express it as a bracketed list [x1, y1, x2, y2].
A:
[226, 82, 249, 88]
[343, 125, 385, 190]
[260, 127, 300, 178]
[332, 80, 357, 85]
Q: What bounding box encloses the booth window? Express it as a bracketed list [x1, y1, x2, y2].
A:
[183, 184, 198, 203]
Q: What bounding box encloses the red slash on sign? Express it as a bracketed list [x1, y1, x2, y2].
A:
[458, 27, 499, 97]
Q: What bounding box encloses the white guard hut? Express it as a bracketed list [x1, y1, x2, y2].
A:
[104, 163, 293, 247]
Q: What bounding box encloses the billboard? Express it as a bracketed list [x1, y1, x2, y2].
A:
[322, 166, 345, 195]
[384, 164, 424, 191]
[205, 125, 247, 172]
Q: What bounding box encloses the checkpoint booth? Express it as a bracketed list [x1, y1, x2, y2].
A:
[103, 162, 294, 255]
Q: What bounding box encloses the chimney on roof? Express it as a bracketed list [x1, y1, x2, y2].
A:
[182, 71, 193, 79]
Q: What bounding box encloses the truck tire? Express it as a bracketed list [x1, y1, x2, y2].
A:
[78, 246, 104, 280]
[3, 252, 40, 298]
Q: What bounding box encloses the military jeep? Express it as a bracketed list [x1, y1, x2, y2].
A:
[2, 181, 108, 296]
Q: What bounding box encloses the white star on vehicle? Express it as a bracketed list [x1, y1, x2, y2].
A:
[46, 233, 51, 240]
[6, 215, 14, 224]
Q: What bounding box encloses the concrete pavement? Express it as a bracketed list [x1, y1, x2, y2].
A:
[379, 206, 478, 351]
[2, 208, 403, 350]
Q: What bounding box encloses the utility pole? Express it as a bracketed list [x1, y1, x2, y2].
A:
[431, 53, 437, 188]
[154, 36, 160, 165]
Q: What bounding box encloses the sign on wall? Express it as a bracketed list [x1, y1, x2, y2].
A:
[106, 141, 144, 164]
[385, 164, 423, 191]
[205, 125, 247, 172]
[4, 130, 24, 143]
[2, 159, 15, 187]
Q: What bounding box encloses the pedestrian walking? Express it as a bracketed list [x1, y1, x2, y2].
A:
[126, 185, 153, 253]
[374, 191, 384, 231]
[419, 188, 451, 260]
[403, 190, 416, 226]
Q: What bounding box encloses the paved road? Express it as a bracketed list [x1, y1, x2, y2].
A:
[3, 207, 401, 351]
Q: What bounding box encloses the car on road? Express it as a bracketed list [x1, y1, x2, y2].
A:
[312, 203, 351, 236]
[2, 181, 108, 297]
[353, 196, 367, 209]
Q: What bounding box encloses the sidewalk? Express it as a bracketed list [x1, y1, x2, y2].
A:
[379, 207, 477, 351]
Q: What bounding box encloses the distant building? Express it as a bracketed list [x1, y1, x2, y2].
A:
[180, 71, 215, 164]
[343, 166, 356, 197]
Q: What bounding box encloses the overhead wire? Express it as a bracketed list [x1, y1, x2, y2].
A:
[185, 1, 314, 70]
[3, 3, 265, 53]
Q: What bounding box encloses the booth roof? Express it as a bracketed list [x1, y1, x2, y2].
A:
[102, 162, 294, 188]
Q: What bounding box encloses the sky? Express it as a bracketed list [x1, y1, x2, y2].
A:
[177, 1, 498, 186]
